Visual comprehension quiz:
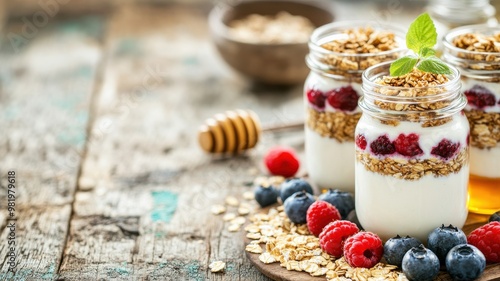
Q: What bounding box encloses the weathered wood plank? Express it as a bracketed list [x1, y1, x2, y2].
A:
[0, 206, 71, 280]
[58, 4, 282, 280]
[0, 15, 104, 279]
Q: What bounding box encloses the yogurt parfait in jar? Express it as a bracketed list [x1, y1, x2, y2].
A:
[305, 22, 406, 191]
[356, 61, 469, 242]
[443, 25, 500, 214]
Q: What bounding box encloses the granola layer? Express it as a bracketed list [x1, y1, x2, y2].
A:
[465, 110, 500, 149]
[356, 148, 469, 180]
[307, 108, 361, 142]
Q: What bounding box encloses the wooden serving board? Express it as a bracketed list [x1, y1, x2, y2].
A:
[244, 211, 500, 281]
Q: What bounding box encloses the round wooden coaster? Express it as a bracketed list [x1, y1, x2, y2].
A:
[244, 209, 500, 281]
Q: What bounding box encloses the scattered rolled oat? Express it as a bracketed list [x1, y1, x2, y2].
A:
[228, 223, 241, 232]
[223, 213, 237, 221]
[211, 204, 226, 215]
[238, 207, 251, 216]
[246, 244, 264, 254]
[228, 12, 315, 44]
[225, 196, 239, 207]
[243, 191, 255, 200]
[245, 206, 408, 280]
[231, 216, 246, 225]
[209, 261, 226, 273]
[246, 232, 261, 240]
[259, 252, 277, 264]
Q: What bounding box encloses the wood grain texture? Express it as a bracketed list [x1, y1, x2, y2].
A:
[0, 14, 104, 280]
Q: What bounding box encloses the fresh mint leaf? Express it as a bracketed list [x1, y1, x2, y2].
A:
[406, 13, 437, 54]
[390, 56, 419, 76]
[419, 47, 436, 58]
[417, 57, 452, 74]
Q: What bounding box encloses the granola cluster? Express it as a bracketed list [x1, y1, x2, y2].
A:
[452, 32, 500, 70]
[465, 110, 500, 149]
[319, 27, 401, 79]
[244, 205, 406, 281]
[372, 69, 454, 127]
[356, 148, 469, 180]
[307, 108, 362, 142]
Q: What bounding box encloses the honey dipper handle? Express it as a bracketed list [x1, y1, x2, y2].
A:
[261, 121, 304, 132]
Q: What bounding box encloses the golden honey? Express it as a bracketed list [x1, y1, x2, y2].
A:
[468, 174, 500, 214]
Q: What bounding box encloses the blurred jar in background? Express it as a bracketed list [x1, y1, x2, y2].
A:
[443, 25, 500, 215]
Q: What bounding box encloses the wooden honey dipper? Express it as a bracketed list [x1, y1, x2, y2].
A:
[198, 109, 303, 154]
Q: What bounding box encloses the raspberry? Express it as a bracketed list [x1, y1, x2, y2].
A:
[307, 89, 326, 110]
[464, 85, 497, 109]
[343, 232, 384, 268]
[467, 221, 500, 263]
[307, 201, 341, 237]
[319, 220, 359, 258]
[431, 139, 460, 160]
[264, 146, 300, 178]
[394, 133, 423, 157]
[327, 85, 359, 111]
[355, 134, 367, 150]
[370, 135, 395, 155]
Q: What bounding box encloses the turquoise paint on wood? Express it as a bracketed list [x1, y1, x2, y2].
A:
[150, 191, 178, 223]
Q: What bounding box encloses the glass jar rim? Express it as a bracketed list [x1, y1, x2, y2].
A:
[361, 61, 462, 101]
[308, 20, 407, 58]
[443, 24, 500, 57]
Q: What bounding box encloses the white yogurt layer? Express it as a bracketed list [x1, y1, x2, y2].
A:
[355, 162, 469, 242]
[470, 146, 500, 178]
[355, 114, 470, 160]
[462, 78, 500, 113]
[304, 71, 362, 114]
[305, 126, 355, 192]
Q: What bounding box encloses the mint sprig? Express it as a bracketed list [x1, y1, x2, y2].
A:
[389, 13, 452, 76]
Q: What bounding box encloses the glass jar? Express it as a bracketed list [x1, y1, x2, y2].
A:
[428, 0, 497, 40]
[356, 61, 469, 242]
[304, 22, 406, 192]
[443, 25, 500, 214]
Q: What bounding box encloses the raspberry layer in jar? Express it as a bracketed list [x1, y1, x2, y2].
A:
[304, 22, 406, 191]
[443, 25, 500, 214]
[355, 62, 469, 242]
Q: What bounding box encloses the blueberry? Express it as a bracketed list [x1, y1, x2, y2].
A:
[402, 245, 440, 281]
[427, 224, 467, 264]
[283, 191, 315, 224]
[254, 185, 279, 208]
[489, 210, 500, 222]
[446, 244, 486, 281]
[279, 178, 313, 203]
[318, 189, 354, 219]
[346, 210, 363, 230]
[384, 235, 422, 268]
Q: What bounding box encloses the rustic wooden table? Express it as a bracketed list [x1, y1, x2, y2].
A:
[0, 1, 497, 280]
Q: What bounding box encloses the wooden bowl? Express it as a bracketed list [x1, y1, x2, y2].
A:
[209, 0, 334, 85]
